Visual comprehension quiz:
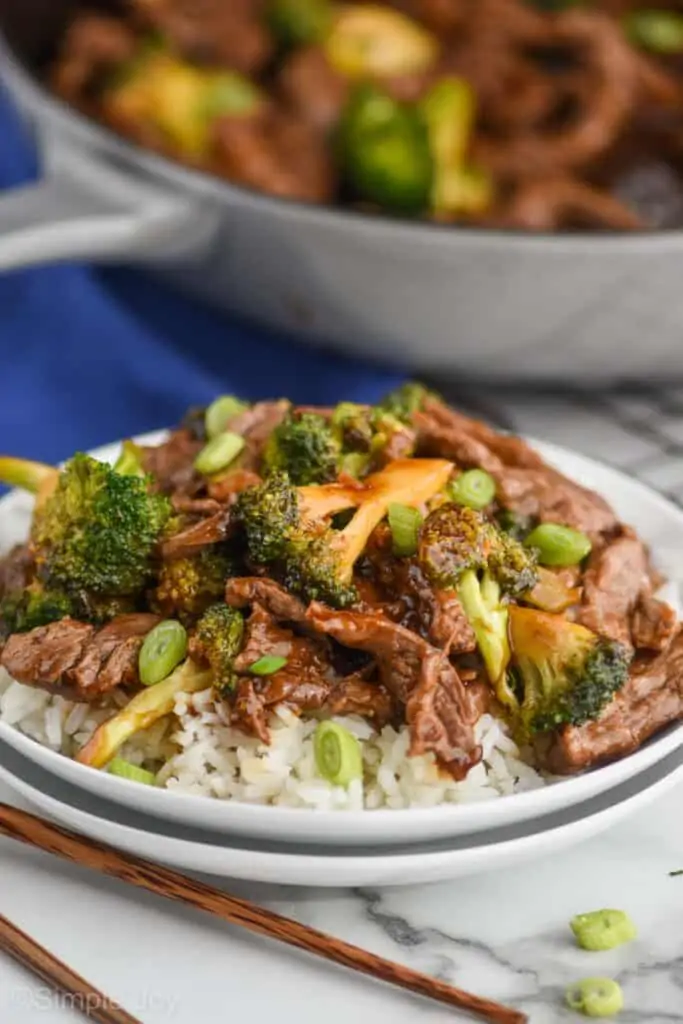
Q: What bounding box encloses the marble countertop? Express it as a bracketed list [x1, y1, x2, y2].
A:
[1, 774, 681, 1024]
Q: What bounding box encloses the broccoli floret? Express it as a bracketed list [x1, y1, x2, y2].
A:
[263, 412, 340, 485]
[192, 603, 245, 694]
[375, 381, 439, 424]
[154, 547, 235, 623]
[264, 406, 408, 484]
[508, 605, 631, 737]
[233, 470, 300, 564]
[420, 504, 537, 594]
[31, 453, 171, 597]
[419, 503, 538, 693]
[234, 471, 357, 607]
[281, 529, 358, 608]
[0, 586, 75, 639]
[236, 459, 453, 608]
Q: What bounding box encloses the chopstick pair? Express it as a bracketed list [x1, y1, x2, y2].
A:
[0, 803, 527, 1024]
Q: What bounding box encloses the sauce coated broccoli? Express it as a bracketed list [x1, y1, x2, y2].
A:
[419, 503, 538, 696]
[0, 585, 75, 639]
[508, 606, 631, 736]
[191, 603, 246, 695]
[264, 411, 341, 485]
[154, 547, 236, 623]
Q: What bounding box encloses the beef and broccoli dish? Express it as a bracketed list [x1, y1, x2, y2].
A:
[50, 0, 683, 231]
[0, 385, 680, 809]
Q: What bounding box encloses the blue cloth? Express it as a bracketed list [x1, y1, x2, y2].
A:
[0, 88, 403, 465]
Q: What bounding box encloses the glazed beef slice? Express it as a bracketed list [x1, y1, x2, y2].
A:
[537, 628, 683, 774]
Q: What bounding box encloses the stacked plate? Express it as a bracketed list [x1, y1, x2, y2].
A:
[0, 437, 682, 887]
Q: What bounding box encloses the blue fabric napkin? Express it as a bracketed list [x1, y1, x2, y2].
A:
[0, 88, 403, 466]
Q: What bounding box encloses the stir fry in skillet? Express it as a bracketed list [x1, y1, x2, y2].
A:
[0, 385, 680, 807]
[50, 0, 683, 231]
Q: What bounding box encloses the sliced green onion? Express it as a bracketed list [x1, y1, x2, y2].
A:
[114, 440, 145, 477]
[388, 502, 422, 557]
[194, 432, 245, 475]
[565, 977, 624, 1018]
[314, 720, 363, 786]
[205, 395, 249, 439]
[570, 909, 637, 951]
[449, 469, 496, 510]
[249, 655, 288, 676]
[524, 522, 592, 566]
[107, 758, 157, 785]
[139, 620, 188, 687]
[625, 10, 683, 53]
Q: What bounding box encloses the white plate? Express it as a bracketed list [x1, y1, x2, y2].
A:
[0, 736, 681, 887]
[0, 432, 682, 847]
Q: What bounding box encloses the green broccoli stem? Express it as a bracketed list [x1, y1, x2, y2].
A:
[457, 570, 515, 704]
[0, 457, 58, 499]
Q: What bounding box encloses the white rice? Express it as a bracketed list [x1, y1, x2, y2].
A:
[0, 667, 546, 810]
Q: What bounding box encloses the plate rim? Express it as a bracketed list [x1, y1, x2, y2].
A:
[1, 736, 681, 886]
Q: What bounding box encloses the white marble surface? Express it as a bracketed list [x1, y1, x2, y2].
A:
[1, 774, 682, 1024]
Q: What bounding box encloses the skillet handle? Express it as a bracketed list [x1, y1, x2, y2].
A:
[0, 140, 212, 272]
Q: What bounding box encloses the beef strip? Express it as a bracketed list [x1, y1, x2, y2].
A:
[360, 526, 475, 652]
[278, 47, 350, 130]
[140, 429, 203, 496]
[225, 576, 308, 624]
[326, 674, 393, 727]
[414, 410, 504, 474]
[415, 397, 616, 536]
[416, 396, 546, 470]
[305, 603, 481, 776]
[537, 627, 683, 773]
[213, 111, 335, 204]
[0, 545, 35, 599]
[493, 465, 617, 537]
[577, 533, 650, 645]
[207, 469, 262, 503]
[154, 401, 286, 509]
[632, 595, 678, 651]
[133, 0, 273, 74]
[231, 604, 335, 742]
[577, 531, 676, 651]
[52, 14, 138, 102]
[171, 496, 222, 517]
[0, 614, 161, 702]
[161, 508, 233, 559]
[226, 582, 392, 736]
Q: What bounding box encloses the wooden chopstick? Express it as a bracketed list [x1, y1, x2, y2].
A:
[0, 911, 141, 1024]
[0, 803, 527, 1024]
